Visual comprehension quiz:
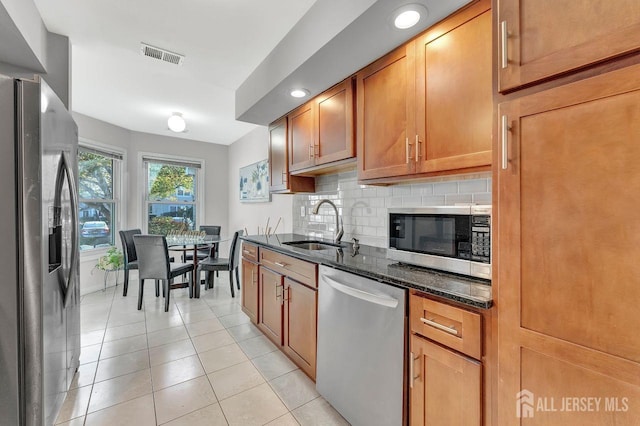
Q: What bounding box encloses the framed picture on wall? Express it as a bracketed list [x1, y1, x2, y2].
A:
[239, 159, 270, 203]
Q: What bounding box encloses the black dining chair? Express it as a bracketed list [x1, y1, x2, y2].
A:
[184, 225, 222, 262]
[134, 235, 194, 312]
[119, 229, 141, 297]
[196, 230, 243, 298]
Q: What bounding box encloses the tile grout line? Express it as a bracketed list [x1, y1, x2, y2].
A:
[78, 287, 117, 425]
[142, 289, 159, 426]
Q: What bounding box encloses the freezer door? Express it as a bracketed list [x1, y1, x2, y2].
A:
[38, 79, 80, 426]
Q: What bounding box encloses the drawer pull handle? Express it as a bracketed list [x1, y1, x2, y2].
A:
[243, 249, 251, 255]
[420, 317, 459, 336]
[274, 261, 287, 268]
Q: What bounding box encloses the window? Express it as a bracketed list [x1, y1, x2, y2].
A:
[143, 156, 202, 235]
[78, 145, 123, 251]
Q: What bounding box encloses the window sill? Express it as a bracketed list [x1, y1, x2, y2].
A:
[80, 247, 112, 262]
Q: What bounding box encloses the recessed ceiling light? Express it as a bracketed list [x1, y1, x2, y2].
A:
[395, 10, 420, 29]
[290, 89, 309, 98]
[167, 112, 186, 133]
[391, 4, 427, 30]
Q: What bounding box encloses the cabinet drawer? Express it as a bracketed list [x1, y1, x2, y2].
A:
[410, 294, 481, 360]
[242, 242, 258, 262]
[260, 249, 317, 288]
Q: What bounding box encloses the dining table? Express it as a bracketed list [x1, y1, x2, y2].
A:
[166, 234, 231, 297]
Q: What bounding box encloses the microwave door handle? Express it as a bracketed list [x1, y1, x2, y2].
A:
[321, 275, 399, 308]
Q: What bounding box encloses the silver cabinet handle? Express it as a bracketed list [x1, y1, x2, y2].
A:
[274, 261, 287, 268]
[500, 21, 508, 69]
[243, 249, 251, 255]
[410, 351, 420, 388]
[415, 135, 421, 162]
[501, 115, 511, 170]
[410, 351, 415, 388]
[405, 137, 410, 164]
[420, 317, 459, 336]
[309, 144, 314, 159]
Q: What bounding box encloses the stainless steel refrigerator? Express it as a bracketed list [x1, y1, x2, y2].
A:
[0, 76, 80, 425]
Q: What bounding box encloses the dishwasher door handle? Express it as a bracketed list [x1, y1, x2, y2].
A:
[321, 275, 399, 308]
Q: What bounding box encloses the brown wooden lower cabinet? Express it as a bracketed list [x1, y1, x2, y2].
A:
[244, 247, 319, 380]
[258, 266, 284, 346]
[410, 334, 481, 426]
[283, 277, 317, 380]
[240, 258, 258, 323]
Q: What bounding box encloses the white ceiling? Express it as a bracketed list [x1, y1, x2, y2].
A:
[33, 0, 318, 145]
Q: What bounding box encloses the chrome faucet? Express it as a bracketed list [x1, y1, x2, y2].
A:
[312, 199, 344, 244]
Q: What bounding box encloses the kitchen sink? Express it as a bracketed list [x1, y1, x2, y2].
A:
[283, 240, 345, 251]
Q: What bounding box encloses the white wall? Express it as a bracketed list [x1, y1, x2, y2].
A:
[227, 126, 293, 237]
[73, 112, 230, 294]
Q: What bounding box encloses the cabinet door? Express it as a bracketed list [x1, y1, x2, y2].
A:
[415, 1, 492, 175]
[499, 0, 640, 91]
[288, 101, 315, 172]
[241, 259, 258, 324]
[410, 335, 481, 426]
[269, 117, 288, 192]
[497, 65, 640, 423]
[315, 78, 355, 166]
[258, 266, 284, 346]
[283, 278, 317, 380]
[357, 42, 415, 180]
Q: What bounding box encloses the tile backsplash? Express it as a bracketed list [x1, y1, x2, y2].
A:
[292, 171, 492, 248]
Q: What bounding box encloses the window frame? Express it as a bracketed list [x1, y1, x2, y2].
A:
[77, 139, 125, 257]
[139, 152, 205, 234]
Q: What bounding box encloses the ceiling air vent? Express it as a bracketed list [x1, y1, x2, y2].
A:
[140, 43, 185, 66]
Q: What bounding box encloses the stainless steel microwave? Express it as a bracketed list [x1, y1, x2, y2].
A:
[388, 205, 491, 279]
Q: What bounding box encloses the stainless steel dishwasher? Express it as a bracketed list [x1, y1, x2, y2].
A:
[316, 265, 407, 426]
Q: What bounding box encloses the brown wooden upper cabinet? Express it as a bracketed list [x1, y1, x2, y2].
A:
[357, 0, 492, 182]
[268, 117, 315, 194]
[415, 2, 492, 175]
[357, 42, 416, 180]
[289, 78, 355, 173]
[498, 0, 640, 92]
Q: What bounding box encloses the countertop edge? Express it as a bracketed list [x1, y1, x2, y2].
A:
[240, 235, 493, 310]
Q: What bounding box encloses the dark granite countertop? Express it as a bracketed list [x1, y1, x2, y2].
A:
[240, 233, 492, 309]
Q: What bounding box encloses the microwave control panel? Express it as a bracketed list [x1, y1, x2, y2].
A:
[471, 215, 491, 263]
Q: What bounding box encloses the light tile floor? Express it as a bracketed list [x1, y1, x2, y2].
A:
[57, 274, 349, 426]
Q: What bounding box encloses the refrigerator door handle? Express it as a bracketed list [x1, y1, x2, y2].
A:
[55, 151, 79, 306]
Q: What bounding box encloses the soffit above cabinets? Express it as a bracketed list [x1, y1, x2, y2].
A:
[235, 0, 473, 126]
